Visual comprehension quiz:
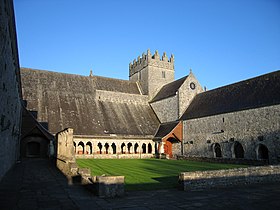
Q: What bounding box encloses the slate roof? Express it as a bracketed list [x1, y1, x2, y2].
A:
[20, 68, 159, 136]
[181, 70, 280, 120]
[150, 76, 188, 103]
[21, 106, 54, 140]
[154, 121, 179, 139]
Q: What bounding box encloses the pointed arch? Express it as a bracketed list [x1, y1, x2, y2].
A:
[77, 141, 84, 154]
[104, 143, 109, 154]
[97, 142, 102, 154]
[213, 143, 222, 158]
[233, 141, 244, 158]
[148, 143, 152, 154]
[86, 142, 92, 154]
[127, 142, 132, 154]
[111, 143, 117, 154]
[134, 143, 139, 154]
[256, 144, 269, 160]
[142, 143, 147, 154]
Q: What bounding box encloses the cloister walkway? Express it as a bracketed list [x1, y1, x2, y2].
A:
[0, 159, 280, 209]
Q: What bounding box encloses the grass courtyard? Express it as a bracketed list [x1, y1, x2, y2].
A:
[76, 159, 246, 191]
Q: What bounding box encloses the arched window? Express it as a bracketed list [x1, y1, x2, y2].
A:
[127, 142, 132, 154]
[111, 143, 117, 154]
[257, 144, 269, 160]
[86, 142, 92, 154]
[121, 143, 126, 154]
[233, 141, 244, 158]
[134, 143, 139, 153]
[142, 143, 147, 154]
[104, 143, 109, 154]
[97, 142, 102, 154]
[213, 143, 222, 158]
[148, 143, 152, 154]
[77, 142, 84, 154]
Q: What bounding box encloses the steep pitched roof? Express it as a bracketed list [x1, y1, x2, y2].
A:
[150, 76, 188, 103]
[20, 68, 159, 136]
[154, 121, 180, 139]
[181, 70, 280, 120]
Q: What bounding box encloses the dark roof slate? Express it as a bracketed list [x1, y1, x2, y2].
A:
[181, 70, 280, 120]
[20, 68, 159, 136]
[150, 76, 188, 103]
[154, 121, 179, 138]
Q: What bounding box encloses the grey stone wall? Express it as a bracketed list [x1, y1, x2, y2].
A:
[183, 105, 280, 164]
[150, 95, 178, 123]
[179, 165, 280, 190]
[0, 0, 22, 180]
[178, 72, 203, 117]
[148, 66, 174, 99]
[129, 50, 174, 99]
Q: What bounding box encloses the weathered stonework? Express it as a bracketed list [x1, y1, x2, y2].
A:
[179, 165, 280, 190]
[178, 72, 203, 117]
[93, 175, 125, 198]
[129, 49, 174, 98]
[183, 105, 280, 164]
[151, 96, 178, 123]
[0, 0, 22, 180]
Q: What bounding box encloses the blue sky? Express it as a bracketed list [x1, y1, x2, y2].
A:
[14, 0, 280, 90]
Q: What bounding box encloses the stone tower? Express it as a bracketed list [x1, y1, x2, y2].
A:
[129, 49, 174, 99]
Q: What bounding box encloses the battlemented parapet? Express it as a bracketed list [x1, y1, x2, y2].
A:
[129, 49, 174, 77]
[129, 49, 175, 98]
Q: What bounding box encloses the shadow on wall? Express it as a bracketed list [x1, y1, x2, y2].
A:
[183, 130, 280, 165]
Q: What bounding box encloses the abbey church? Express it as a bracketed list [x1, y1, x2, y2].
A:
[20, 49, 280, 164]
[1, 1, 280, 183]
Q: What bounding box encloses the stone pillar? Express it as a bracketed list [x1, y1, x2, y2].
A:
[108, 146, 112, 154]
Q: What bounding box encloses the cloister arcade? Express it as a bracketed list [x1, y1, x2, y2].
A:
[73, 139, 155, 157]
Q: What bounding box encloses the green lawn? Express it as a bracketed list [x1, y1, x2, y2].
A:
[76, 159, 246, 191]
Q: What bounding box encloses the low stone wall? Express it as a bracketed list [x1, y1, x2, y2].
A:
[76, 153, 154, 159]
[91, 176, 125, 198]
[179, 165, 280, 191]
[176, 155, 268, 166]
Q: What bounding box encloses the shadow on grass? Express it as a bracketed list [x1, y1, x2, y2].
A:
[125, 176, 178, 191]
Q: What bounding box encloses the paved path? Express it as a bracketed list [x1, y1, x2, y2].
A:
[0, 159, 280, 210]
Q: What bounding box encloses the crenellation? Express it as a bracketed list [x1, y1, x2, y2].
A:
[129, 49, 174, 77]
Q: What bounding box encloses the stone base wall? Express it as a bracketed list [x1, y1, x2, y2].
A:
[176, 155, 268, 166]
[179, 165, 280, 191]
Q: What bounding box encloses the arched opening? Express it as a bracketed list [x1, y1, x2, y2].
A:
[127, 142, 132, 154]
[148, 143, 152, 154]
[20, 135, 49, 158]
[77, 142, 84, 154]
[257, 144, 269, 160]
[233, 141, 244, 158]
[111, 143, 117, 154]
[121, 143, 126, 154]
[26, 142, 40, 157]
[213, 143, 222, 158]
[104, 143, 109, 154]
[97, 142, 102, 154]
[142, 143, 146, 154]
[86, 142, 92, 154]
[134, 143, 139, 153]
